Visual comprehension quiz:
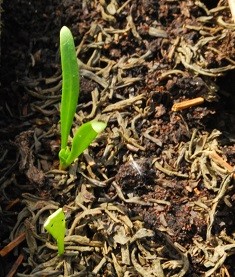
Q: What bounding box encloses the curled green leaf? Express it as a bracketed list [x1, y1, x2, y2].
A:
[44, 208, 66, 255]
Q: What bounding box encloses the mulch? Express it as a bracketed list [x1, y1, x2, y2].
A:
[1, 0, 235, 276]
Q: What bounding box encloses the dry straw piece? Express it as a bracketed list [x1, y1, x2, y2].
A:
[228, 0, 235, 22]
[171, 97, 205, 111]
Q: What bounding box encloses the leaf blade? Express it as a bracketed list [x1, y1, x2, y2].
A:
[44, 208, 66, 255]
[63, 121, 106, 168]
[60, 26, 79, 150]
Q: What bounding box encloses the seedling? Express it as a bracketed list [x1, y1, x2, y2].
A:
[59, 26, 106, 169]
[44, 208, 66, 255]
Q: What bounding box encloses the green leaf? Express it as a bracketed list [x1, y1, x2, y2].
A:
[60, 26, 79, 150]
[63, 121, 106, 169]
[44, 208, 66, 255]
[59, 147, 71, 169]
[58, 26, 106, 170]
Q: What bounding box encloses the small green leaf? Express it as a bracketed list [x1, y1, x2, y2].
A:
[63, 121, 106, 169]
[60, 26, 79, 150]
[58, 26, 106, 170]
[44, 208, 66, 255]
[59, 147, 71, 170]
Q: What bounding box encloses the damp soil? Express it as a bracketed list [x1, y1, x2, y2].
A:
[1, 0, 235, 276]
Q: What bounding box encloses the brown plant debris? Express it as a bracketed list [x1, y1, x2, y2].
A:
[1, 0, 235, 276]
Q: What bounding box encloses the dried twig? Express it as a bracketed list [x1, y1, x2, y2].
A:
[5, 253, 24, 277]
[172, 97, 205, 112]
[0, 232, 26, 257]
[209, 151, 235, 179]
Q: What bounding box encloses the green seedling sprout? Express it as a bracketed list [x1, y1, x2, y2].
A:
[44, 208, 66, 255]
[59, 26, 106, 170]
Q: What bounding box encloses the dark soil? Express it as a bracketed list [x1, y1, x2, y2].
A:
[1, 0, 235, 276]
